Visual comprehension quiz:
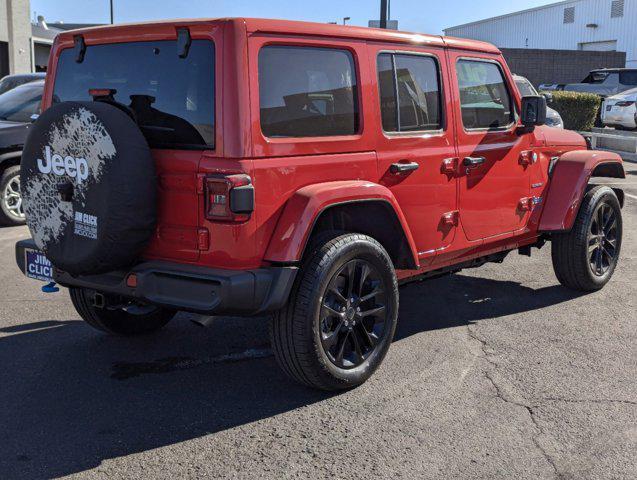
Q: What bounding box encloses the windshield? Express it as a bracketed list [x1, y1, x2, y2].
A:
[514, 78, 537, 97]
[0, 83, 42, 122]
[53, 39, 215, 149]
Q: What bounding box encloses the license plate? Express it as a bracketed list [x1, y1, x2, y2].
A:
[606, 105, 613, 111]
[24, 248, 53, 282]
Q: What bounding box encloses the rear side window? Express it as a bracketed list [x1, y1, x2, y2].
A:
[258, 46, 359, 137]
[620, 70, 637, 85]
[456, 59, 514, 130]
[53, 40, 215, 149]
[377, 53, 442, 132]
[0, 84, 42, 122]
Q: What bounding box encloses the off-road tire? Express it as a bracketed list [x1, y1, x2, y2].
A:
[270, 233, 399, 391]
[551, 186, 622, 291]
[70, 288, 176, 335]
[0, 165, 25, 226]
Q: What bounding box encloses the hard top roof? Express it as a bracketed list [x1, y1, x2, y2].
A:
[56, 17, 500, 55]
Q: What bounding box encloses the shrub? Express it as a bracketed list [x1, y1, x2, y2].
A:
[547, 91, 601, 132]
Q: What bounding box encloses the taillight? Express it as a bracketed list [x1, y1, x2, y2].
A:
[204, 174, 254, 222]
[615, 101, 635, 107]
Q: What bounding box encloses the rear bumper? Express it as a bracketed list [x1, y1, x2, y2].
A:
[16, 239, 297, 316]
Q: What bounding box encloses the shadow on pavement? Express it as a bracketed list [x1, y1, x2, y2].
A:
[0, 273, 583, 479]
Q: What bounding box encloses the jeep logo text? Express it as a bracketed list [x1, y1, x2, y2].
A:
[37, 146, 89, 183]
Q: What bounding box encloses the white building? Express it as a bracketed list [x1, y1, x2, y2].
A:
[1, 0, 100, 77]
[0, 0, 32, 75]
[445, 0, 637, 67]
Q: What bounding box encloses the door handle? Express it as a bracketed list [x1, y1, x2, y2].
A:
[390, 162, 420, 174]
[463, 157, 486, 168]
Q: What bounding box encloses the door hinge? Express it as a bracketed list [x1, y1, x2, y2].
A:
[196, 173, 207, 194]
[441, 210, 460, 226]
[519, 150, 538, 166]
[197, 228, 210, 250]
[441, 157, 460, 176]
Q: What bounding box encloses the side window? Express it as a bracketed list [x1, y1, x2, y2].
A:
[603, 73, 619, 85]
[377, 53, 442, 132]
[456, 59, 514, 130]
[258, 46, 359, 138]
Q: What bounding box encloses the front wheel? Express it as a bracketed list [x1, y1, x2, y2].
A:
[551, 186, 622, 291]
[270, 233, 399, 391]
[70, 288, 176, 335]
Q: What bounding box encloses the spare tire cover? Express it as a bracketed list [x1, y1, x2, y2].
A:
[21, 101, 156, 275]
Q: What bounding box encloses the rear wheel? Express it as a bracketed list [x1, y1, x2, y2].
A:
[551, 186, 622, 291]
[270, 233, 399, 391]
[70, 288, 176, 335]
[0, 165, 25, 226]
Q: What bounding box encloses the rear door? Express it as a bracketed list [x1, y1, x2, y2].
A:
[370, 44, 458, 261]
[448, 52, 532, 241]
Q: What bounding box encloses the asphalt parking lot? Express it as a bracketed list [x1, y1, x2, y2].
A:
[1, 162, 635, 480]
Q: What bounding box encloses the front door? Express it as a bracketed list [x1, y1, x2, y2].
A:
[371, 44, 459, 260]
[448, 53, 532, 241]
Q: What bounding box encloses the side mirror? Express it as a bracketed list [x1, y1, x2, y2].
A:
[541, 91, 553, 104]
[521, 95, 547, 128]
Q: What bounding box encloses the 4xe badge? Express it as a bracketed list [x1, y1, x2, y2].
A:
[74, 211, 98, 239]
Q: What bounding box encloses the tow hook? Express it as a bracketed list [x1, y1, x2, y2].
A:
[93, 292, 106, 309]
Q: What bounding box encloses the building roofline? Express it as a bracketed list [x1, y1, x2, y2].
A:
[444, 0, 579, 32]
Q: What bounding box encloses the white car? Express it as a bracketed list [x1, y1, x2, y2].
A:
[514, 75, 564, 128]
[601, 87, 637, 130]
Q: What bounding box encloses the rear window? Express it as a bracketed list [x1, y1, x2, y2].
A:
[514, 78, 537, 97]
[53, 40, 215, 149]
[620, 70, 637, 85]
[258, 46, 359, 138]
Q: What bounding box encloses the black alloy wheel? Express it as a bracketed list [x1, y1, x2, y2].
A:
[587, 202, 619, 277]
[320, 259, 389, 369]
[552, 185, 622, 291]
[270, 233, 399, 391]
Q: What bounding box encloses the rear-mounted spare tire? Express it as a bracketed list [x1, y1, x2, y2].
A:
[20, 101, 157, 275]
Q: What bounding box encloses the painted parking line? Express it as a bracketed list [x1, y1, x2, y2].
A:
[625, 193, 637, 201]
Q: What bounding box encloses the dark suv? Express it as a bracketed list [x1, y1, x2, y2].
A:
[0, 79, 44, 225]
[540, 68, 637, 96]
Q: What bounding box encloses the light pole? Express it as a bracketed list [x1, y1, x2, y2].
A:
[380, 0, 387, 29]
[342, 17, 351, 25]
[110, 0, 114, 24]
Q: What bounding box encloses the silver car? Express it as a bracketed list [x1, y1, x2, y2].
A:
[514, 75, 564, 128]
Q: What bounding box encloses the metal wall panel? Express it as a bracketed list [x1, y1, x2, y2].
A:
[445, 0, 637, 67]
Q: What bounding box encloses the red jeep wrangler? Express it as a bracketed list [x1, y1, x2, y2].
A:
[16, 19, 625, 391]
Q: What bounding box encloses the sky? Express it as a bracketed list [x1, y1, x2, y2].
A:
[30, 0, 558, 34]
